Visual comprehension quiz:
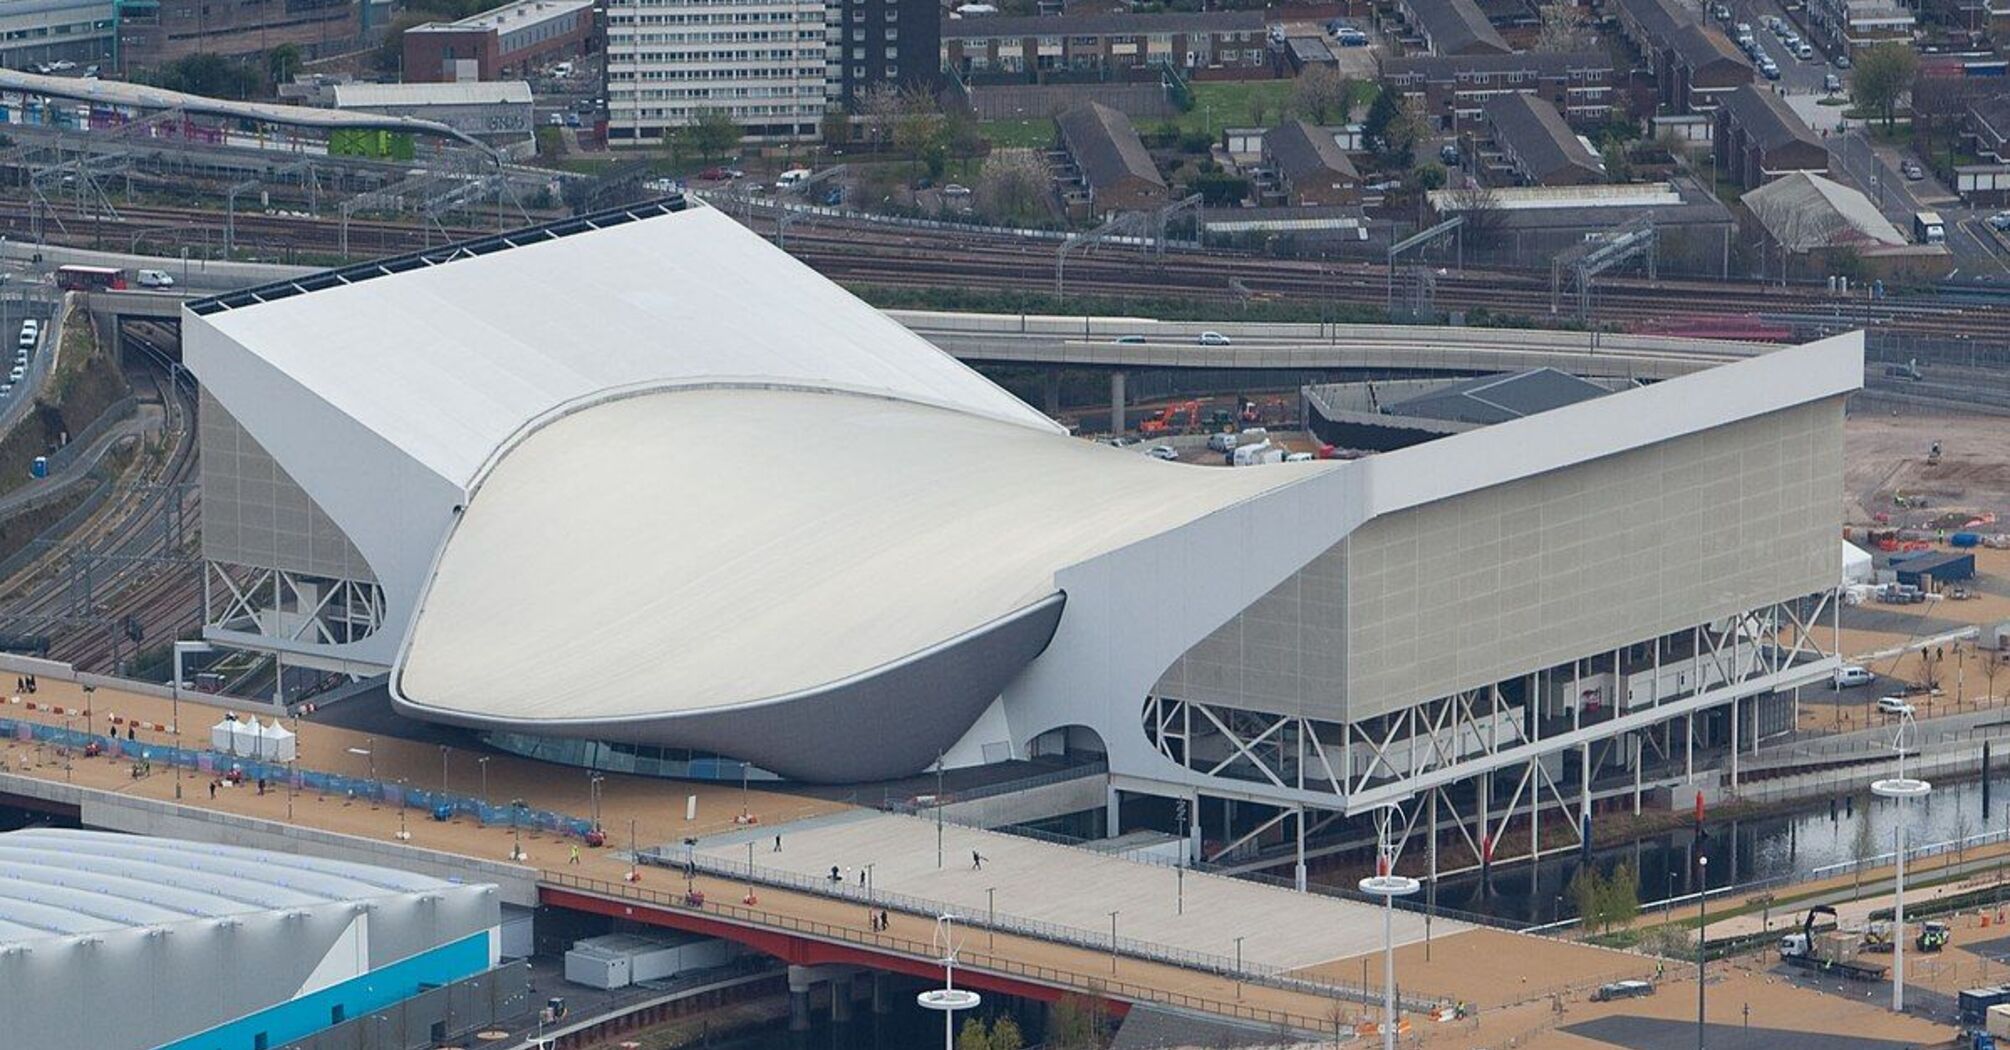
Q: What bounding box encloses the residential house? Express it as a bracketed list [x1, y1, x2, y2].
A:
[1392, 0, 1511, 55]
[1476, 92, 1605, 185]
[1379, 51, 1616, 132]
[1715, 83, 1828, 188]
[1263, 119, 1362, 206]
[1055, 101, 1169, 216]
[941, 11, 1271, 79]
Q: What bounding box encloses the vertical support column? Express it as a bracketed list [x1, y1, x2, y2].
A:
[789, 989, 811, 1032]
[1295, 806, 1307, 892]
[1633, 732, 1643, 816]
[1685, 711, 1694, 783]
[1109, 369, 1126, 436]
[1043, 369, 1062, 417]
[872, 971, 890, 1015]
[1528, 757, 1540, 864]
[831, 975, 853, 1023]
[1105, 781, 1121, 837]
[1730, 693, 1740, 792]
[1579, 740, 1591, 842]
[1188, 790, 1203, 862]
[1426, 788, 1439, 960]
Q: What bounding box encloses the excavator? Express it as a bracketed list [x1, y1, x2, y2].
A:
[1139, 400, 1201, 437]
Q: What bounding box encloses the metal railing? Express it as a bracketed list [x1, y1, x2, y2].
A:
[881, 759, 1107, 814]
[543, 869, 1382, 1035]
[638, 844, 1438, 1016]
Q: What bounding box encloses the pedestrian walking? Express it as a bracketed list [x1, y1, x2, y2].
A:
[859, 869, 867, 886]
[125, 725, 134, 741]
[208, 780, 216, 800]
[569, 844, 581, 865]
[971, 850, 983, 871]
[256, 778, 266, 796]
[773, 834, 782, 852]
[879, 909, 890, 930]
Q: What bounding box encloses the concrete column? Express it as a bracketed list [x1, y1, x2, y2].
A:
[1109, 370, 1126, 435]
[1105, 782, 1120, 837]
[1295, 806, 1307, 892]
[1043, 370, 1062, 416]
[1187, 790, 1202, 863]
[831, 976, 853, 1023]
[872, 971, 890, 1015]
[1730, 693, 1740, 791]
[789, 988, 811, 1032]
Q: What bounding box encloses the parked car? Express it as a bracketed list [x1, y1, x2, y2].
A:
[1735, 21, 1752, 34]
[1834, 53, 1851, 68]
[547, 113, 564, 126]
[1987, 211, 2010, 231]
[942, 183, 971, 197]
[1146, 445, 1179, 461]
[1796, 42, 1814, 59]
[1197, 331, 1231, 346]
[1825, 72, 1842, 92]
[1901, 160, 1924, 180]
[1834, 665, 1875, 688]
[1760, 61, 1781, 79]
[1439, 142, 1461, 165]
[1876, 696, 1914, 715]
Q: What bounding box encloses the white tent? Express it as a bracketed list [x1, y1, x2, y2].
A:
[259, 721, 297, 762]
[1843, 540, 1874, 584]
[229, 717, 262, 758]
[209, 719, 234, 753]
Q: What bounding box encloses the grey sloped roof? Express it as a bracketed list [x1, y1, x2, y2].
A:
[0, 828, 454, 945]
[1387, 368, 1611, 424]
[1670, 20, 1750, 73]
[1265, 120, 1359, 183]
[1057, 102, 1165, 193]
[1407, 0, 1510, 53]
[1720, 83, 1822, 151]
[1617, 0, 1686, 44]
[1380, 50, 1610, 81]
[1742, 171, 1907, 250]
[1483, 93, 1604, 183]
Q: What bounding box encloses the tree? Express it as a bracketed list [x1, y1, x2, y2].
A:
[894, 91, 951, 180]
[1248, 93, 1271, 127]
[1570, 864, 1607, 930]
[990, 1016, 1025, 1050]
[858, 84, 905, 148]
[688, 109, 742, 161]
[1445, 182, 1506, 244]
[1047, 995, 1105, 1049]
[975, 148, 1052, 224]
[376, 12, 434, 75]
[1407, 162, 1446, 192]
[1368, 94, 1430, 167]
[1290, 66, 1354, 125]
[1600, 133, 1634, 183]
[266, 43, 303, 87]
[958, 1017, 992, 1050]
[821, 105, 853, 147]
[1605, 861, 1641, 933]
[1533, 2, 1590, 52]
[1849, 42, 1918, 130]
[143, 53, 264, 98]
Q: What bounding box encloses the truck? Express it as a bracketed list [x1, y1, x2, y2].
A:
[1780, 905, 1890, 980]
[1231, 440, 1285, 467]
[1917, 211, 1946, 245]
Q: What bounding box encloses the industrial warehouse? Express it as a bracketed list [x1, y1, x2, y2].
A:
[184, 194, 1857, 888]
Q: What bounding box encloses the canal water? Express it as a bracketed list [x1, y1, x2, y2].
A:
[1386, 768, 2010, 926]
[705, 985, 1048, 1050]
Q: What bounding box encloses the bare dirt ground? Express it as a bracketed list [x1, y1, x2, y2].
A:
[1845, 410, 2010, 528]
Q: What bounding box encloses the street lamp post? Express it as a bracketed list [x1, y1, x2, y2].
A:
[1359, 805, 1420, 1050]
[348, 741, 376, 807]
[440, 745, 450, 796]
[739, 761, 750, 821]
[985, 886, 995, 949]
[1108, 910, 1120, 974]
[1233, 936, 1244, 999]
[1697, 854, 1709, 1050]
[477, 756, 490, 824]
[1874, 707, 1931, 1014]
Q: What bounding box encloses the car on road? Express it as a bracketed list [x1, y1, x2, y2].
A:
[1834, 52, 1851, 68]
[1114, 334, 1148, 344]
[1440, 142, 1461, 165]
[1711, 3, 1731, 20]
[1735, 21, 1752, 34]
[1796, 42, 1815, 59]
[1825, 72, 1842, 92]
[7, 366, 22, 383]
[1835, 665, 1875, 688]
[1901, 160, 1924, 180]
[547, 113, 564, 126]
[1988, 212, 2010, 231]
[1876, 696, 1914, 715]
[1146, 445, 1179, 461]
[1760, 60, 1781, 79]
[136, 269, 174, 288]
[1197, 331, 1231, 346]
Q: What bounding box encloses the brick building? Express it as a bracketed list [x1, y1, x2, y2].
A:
[942, 11, 1271, 80]
[403, 0, 596, 83]
[1609, 0, 1752, 113]
[1392, 0, 1511, 55]
[1475, 92, 1605, 186]
[1263, 120, 1361, 206]
[113, 0, 363, 73]
[1379, 51, 1616, 132]
[1714, 84, 1827, 189]
[1055, 101, 1168, 217]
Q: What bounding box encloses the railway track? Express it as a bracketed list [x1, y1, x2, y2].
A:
[0, 320, 200, 672]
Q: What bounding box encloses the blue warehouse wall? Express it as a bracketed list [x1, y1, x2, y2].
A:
[159, 931, 493, 1050]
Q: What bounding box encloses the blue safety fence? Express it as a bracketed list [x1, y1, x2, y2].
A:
[0, 717, 595, 838]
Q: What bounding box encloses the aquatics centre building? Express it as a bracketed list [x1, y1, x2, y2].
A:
[185, 195, 1859, 875]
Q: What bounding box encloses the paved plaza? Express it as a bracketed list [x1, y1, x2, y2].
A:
[698, 810, 1459, 971]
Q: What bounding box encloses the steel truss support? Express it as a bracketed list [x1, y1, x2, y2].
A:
[204, 561, 385, 646]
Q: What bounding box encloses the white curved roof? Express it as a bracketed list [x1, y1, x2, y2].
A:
[396, 386, 1318, 722]
[0, 829, 454, 944]
[194, 204, 1059, 495]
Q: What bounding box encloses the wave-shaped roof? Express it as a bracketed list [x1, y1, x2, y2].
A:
[0, 829, 454, 944]
[193, 202, 1059, 494]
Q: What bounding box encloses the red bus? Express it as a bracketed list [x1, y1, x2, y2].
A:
[55, 265, 127, 292]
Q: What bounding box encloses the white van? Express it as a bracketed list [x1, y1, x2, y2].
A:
[136, 269, 175, 288]
[775, 168, 812, 192]
[1207, 432, 1238, 453]
[7, 366, 23, 383]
